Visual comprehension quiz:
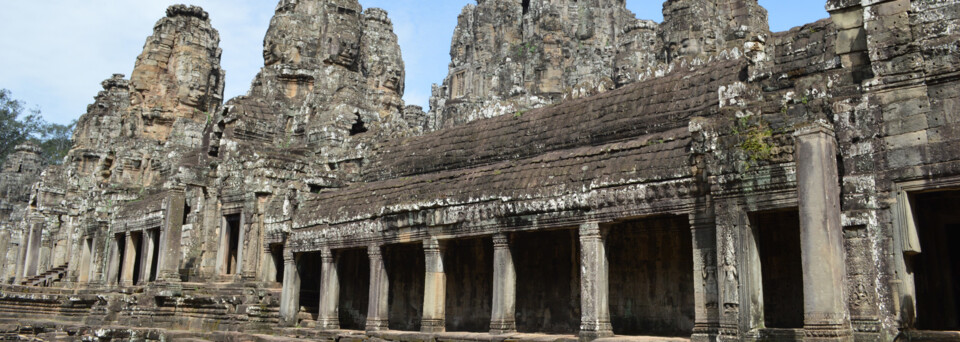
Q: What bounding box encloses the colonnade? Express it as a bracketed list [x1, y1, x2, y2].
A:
[278, 124, 853, 341]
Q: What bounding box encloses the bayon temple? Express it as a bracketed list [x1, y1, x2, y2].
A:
[0, 0, 959, 340]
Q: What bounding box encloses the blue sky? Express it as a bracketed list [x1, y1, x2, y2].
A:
[0, 1, 828, 125]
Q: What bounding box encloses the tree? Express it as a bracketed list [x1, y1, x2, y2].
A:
[0, 89, 44, 165]
[36, 120, 76, 165]
[0, 89, 76, 166]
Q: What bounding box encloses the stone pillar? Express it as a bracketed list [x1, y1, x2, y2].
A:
[22, 222, 42, 278]
[279, 248, 300, 327]
[490, 233, 516, 334]
[422, 237, 446, 333]
[120, 232, 137, 286]
[106, 235, 122, 286]
[691, 210, 720, 342]
[366, 244, 389, 332]
[795, 123, 853, 341]
[13, 229, 28, 283]
[139, 230, 156, 284]
[158, 191, 185, 283]
[215, 216, 228, 275]
[78, 238, 92, 283]
[0, 230, 12, 281]
[579, 222, 613, 341]
[240, 200, 258, 281]
[317, 247, 340, 330]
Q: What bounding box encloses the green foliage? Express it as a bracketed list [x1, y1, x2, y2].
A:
[734, 117, 774, 166]
[0, 89, 76, 166]
[514, 110, 525, 118]
[36, 120, 76, 165]
[514, 42, 538, 58]
[0, 89, 44, 164]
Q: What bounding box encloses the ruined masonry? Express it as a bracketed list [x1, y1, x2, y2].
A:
[0, 0, 957, 341]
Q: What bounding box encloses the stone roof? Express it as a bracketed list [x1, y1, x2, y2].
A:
[294, 58, 749, 229]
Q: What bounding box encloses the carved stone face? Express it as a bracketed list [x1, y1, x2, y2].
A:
[615, 64, 634, 85]
[679, 37, 702, 56]
[324, 22, 361, 67]
[179, 82, 206, 109]
[263, 41, 279, 66]
[381, 61, 402, 92]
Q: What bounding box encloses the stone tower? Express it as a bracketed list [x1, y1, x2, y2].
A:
[427, 0, 769, 130]
[128, 5, 225, 142]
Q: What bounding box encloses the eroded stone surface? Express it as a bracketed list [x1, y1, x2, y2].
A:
[0, 0, 958, 341]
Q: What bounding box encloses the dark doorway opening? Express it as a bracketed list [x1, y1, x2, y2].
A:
[522, 0, 530, 15]
[751, 209, 804, 329]
[115, 233, 126, 285]
[224, 214, 241, 275]
[444, 237, 494, 332]
[606, 215, 695, 336]
[183, 202, 191, 225]
[131, 231, 143, 285]
[337, 248, 370, 330]
[385, 243, 425, 331]
[297, 252, 323, 321]
[911, 191, 960, 330]
[513, 229, 580, 334]
[271, 244, 284, 284]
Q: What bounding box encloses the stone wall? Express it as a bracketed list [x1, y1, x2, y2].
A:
[0, 0, 959, 341]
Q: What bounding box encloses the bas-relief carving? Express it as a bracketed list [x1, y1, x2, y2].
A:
[0, 0, 957, 341]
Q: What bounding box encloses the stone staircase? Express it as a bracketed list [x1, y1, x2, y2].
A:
[20, 265, 68, 287]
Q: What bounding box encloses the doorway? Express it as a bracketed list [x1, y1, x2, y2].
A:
[910, 191, 960, 330]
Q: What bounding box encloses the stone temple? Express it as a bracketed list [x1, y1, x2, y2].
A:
[0, 0, 958, 340]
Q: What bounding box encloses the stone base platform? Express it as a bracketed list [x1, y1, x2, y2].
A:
[0, 319, 693, 342]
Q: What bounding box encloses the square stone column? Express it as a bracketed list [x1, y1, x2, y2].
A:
[120, 232, 137, 287]
[278, 248, 300, 327]
[691, 210, 720, 342]
[490, 233, 516, 334]
[422, 237, 446, 333]
[22, 221, 42, 279]
[317, 247, 340, 330]
[579, 223, 613, 341]
[794, 123, 853, 341]
[158, 191, 185, 283]
[106, 235, 122, 286]
[13, 229, 28, 284]
[139, 230, 156, 284]
[366, 244, 390, 331]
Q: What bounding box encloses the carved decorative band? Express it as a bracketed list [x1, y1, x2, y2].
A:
[317, 318, 340, 330]
[367, 246, 382, 259]
[793, 121, 836, 138]
[490, 319, 516, 334]
[492, 233, 509, 248]
[320, 248, 333, 260]
[424, 238, 441, 252]
[851, 319, 881, 333]
[365, 319, 389, 331]
[693, 322, 720, 335]
[579, 222, 601, 238]
[803, 324, 854, 338]
[580, 320, 613, 332]
[421, 318, 445, 332]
